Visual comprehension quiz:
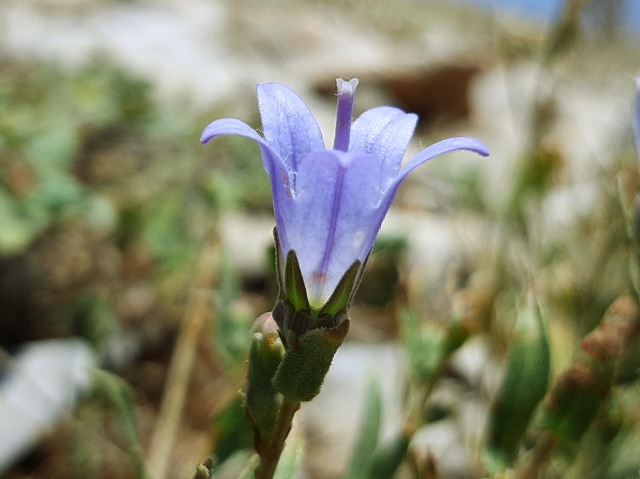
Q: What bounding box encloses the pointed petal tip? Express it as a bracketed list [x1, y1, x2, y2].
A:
[257, 81, 326, 167]
[200, 118, 236, 144]
[256, 81, 279, 94]
[449, 137, 490, 157]
[200, 118, 263, 146]
[391, 136, 490, 189]
[200, 129, 211, 144]
[257, 81, 299, 98]
[200, 124, 215, 144]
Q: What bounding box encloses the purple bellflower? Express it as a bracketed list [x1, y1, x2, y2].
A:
[201, 79, 489, 310]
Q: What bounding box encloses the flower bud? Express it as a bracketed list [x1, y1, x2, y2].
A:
[244, 313, 285, 446]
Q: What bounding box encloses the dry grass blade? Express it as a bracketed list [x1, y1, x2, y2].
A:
[146, 233, 221, 479]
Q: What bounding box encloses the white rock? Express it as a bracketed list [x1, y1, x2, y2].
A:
[301, 342, 404, 478]
[0, 338, 95, 474]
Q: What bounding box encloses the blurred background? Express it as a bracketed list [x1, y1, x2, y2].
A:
[0, 0, 639, 478]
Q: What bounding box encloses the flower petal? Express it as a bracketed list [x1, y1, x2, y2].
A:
[282, 150, 385, 306]
[393, 136, 489, 188]
[350, 106, 418, 185]
[201, 117, 261, 144]
[375, 137, 489, 224]
[200, 117, 294, 234]
[257, 83, 325, 172]
[200, 117, 286, 170]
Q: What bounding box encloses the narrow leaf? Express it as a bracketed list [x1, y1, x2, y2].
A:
[347, 375, 383, 479]
[485, 294, 550, 470]
[92, 370, 147, 478]
[364, 433, 410, 479]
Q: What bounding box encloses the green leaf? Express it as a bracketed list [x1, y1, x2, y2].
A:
[211, 398, 254, 464]
[401, 308, 447, 384]
[92, 370, 147, 478]
[363, 433, 410, 479]
[401, 308, 470, 390]
[347, 375, 383, 479]
[485, 294, 550, 470]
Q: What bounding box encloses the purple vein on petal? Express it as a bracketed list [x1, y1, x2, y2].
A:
[257, 82, 324, 173]
[350, 107, 418, 182]
[314, 161, 347, 299]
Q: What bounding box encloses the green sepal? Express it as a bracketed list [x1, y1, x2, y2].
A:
[273, 319, 350, 402]
[273, 228, 285, 299]
[274, 227, 365, 318]
[485, 294, 550, 471]
[319, 259, 362, 317]
[284, 250, 311, 312]
[273, 253, 360, 348]
[245, 313, 285, 446]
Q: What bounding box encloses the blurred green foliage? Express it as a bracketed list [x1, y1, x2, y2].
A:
[0, 61, 150, 253]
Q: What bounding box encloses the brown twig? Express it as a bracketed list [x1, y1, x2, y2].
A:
[146, 234, 220, 479]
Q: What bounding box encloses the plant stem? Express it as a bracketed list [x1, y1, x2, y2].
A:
[254, 400, 301, 479]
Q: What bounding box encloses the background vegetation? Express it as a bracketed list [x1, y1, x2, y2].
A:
[0, 0, 639, 478]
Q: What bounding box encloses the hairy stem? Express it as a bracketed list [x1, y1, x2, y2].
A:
[254, 400, 301, 479]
